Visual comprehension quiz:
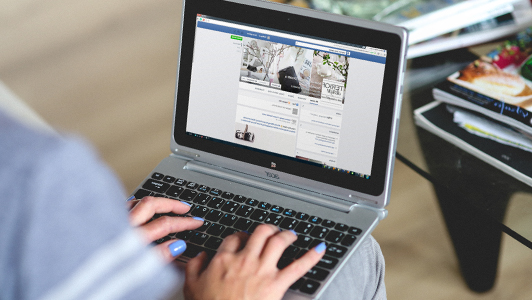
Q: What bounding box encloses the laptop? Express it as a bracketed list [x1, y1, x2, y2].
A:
[131, 0, 408, 298]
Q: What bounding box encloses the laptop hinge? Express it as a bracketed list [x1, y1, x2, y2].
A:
[184, 160, 354, 213]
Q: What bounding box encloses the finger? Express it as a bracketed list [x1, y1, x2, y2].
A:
[127, 199, 140, 210]
[186, 251, 209, 282]
[129, 196, 192, 226]
[155, 239, 188, 262]
[217, 231, 249, 253]
[139, 216, 204, 242]
[260, 229, 298, 266]
[242, 224, 280, 257]
[278, 242, 326, 285]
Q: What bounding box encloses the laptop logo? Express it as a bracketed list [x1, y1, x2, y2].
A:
[265, 171, 280, 180]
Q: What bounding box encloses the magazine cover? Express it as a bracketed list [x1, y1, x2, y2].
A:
[433, 27, 532, 133]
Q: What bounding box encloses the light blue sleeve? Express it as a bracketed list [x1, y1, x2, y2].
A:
[0, 112, 180, 300]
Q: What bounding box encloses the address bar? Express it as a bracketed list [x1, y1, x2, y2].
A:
[295, 42, 347, 55]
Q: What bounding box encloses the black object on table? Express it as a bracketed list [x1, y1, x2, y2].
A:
[398, 49, 532, 292]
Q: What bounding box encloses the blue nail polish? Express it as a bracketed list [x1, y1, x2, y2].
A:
[315, 242, 327, 254]
[289, 229, 297, 236]
[192, 216, 204, 222]
[180, 201, 191, 206]
[169, 240, 187, 257]
[126, 195, 135, 201]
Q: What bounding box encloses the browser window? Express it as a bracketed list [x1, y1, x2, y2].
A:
[186, 15, 387, 179]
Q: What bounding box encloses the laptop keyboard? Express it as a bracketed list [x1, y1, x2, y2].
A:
[134, 172, 362, 295]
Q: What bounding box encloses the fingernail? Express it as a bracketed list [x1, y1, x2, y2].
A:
[169, 240, 187, 257]
[314, 242, 327, 254]
[289, 229, 297, 236]
[242, 230, 250, 235]
[180, 201, 191, 206]
[126, 195, 135, 201]
[192, 217, 204, 222]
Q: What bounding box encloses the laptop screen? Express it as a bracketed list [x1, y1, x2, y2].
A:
[174, 0, 405, 197]
[186, 15, 386, 179]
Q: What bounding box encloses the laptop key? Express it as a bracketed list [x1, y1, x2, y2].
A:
[190, 232, 209, 245]
[317, 255, 339, 269]
[221, 201, 239, 213]
[308, 216, 323, 224]
[221, 192, 235, 199]
[174, 230, 193, 241]
[348, 227, 363, 235]
[250, 209, 268, 222]
[306, 267, 329, 281]
[186, 182, 199, 190]
[299, 279, 320, 294]
[205, 236, 223, 250]
[236, 205, 254, 217]
[179, 189, 198, 201]
[142, 179, 170, 193]
[207, 197, 225, 209]
[209, 188, 223, 196]
[151, 172, 164, 180]
[326, 244, 348, 258]
[207, 223, 226, 236]
[295, 212, 310, 221]
[258, 202, 271, 210]
[310, 226, 329, 239]
[162, 175, 176, 183]
[325, 230, 345, 243]
[219, 213, 238, 226]
[341, 234, 357, 247]
[190, 205, 209, 218]
[205, 209, 223, 222]
[175, 178, 187, 186]
[282, 209, 296, 217]
[294, 222, 313, 235]
[293, 235, 313, 248]
[166, 185, 184, 198]
[233, 195, 247, 203]
[245, 198, 259, 206]
[322, 220, 335, 228]
[265, 213, 283, 225]
[270, 205, 283, 213]
[197, 185, 210, 193]
[234, 218, 253, 231]
[133, 189, 151, 199]
[334, 223, 349, 232]
[280, 218, 298, 230]
[193, 193, 211, 205]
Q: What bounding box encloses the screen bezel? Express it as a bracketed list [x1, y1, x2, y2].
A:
[173, 0, 404, 196]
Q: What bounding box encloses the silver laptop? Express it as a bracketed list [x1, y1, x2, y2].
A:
[131, 0, 407, 298]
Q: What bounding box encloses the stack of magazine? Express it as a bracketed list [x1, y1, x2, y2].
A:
[310, 0, 532, 58]
[415, 27, 532, 186]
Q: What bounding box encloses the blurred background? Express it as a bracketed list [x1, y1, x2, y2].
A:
[1, 0, 531, 299]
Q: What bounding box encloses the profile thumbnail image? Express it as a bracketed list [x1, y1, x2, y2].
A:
[239, 38, 314, 96]
[308, 51, 349, 104]
[235, 124, 255, 143]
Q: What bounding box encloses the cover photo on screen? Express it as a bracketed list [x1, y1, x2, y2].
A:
[239, 38, 349, 105]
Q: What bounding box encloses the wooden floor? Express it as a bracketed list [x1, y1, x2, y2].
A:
[2, 0, 532, 299]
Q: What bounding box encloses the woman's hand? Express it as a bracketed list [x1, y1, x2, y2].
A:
[184, 224, 326, 300]
[128, 196, 204, 261]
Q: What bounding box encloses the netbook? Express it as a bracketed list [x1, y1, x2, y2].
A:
[131, 0, 408, 298]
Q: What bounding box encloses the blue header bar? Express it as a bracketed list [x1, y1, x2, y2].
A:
[197, 21, 386, 64]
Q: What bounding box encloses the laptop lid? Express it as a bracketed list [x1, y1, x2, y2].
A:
[171, 0, 408, 209]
